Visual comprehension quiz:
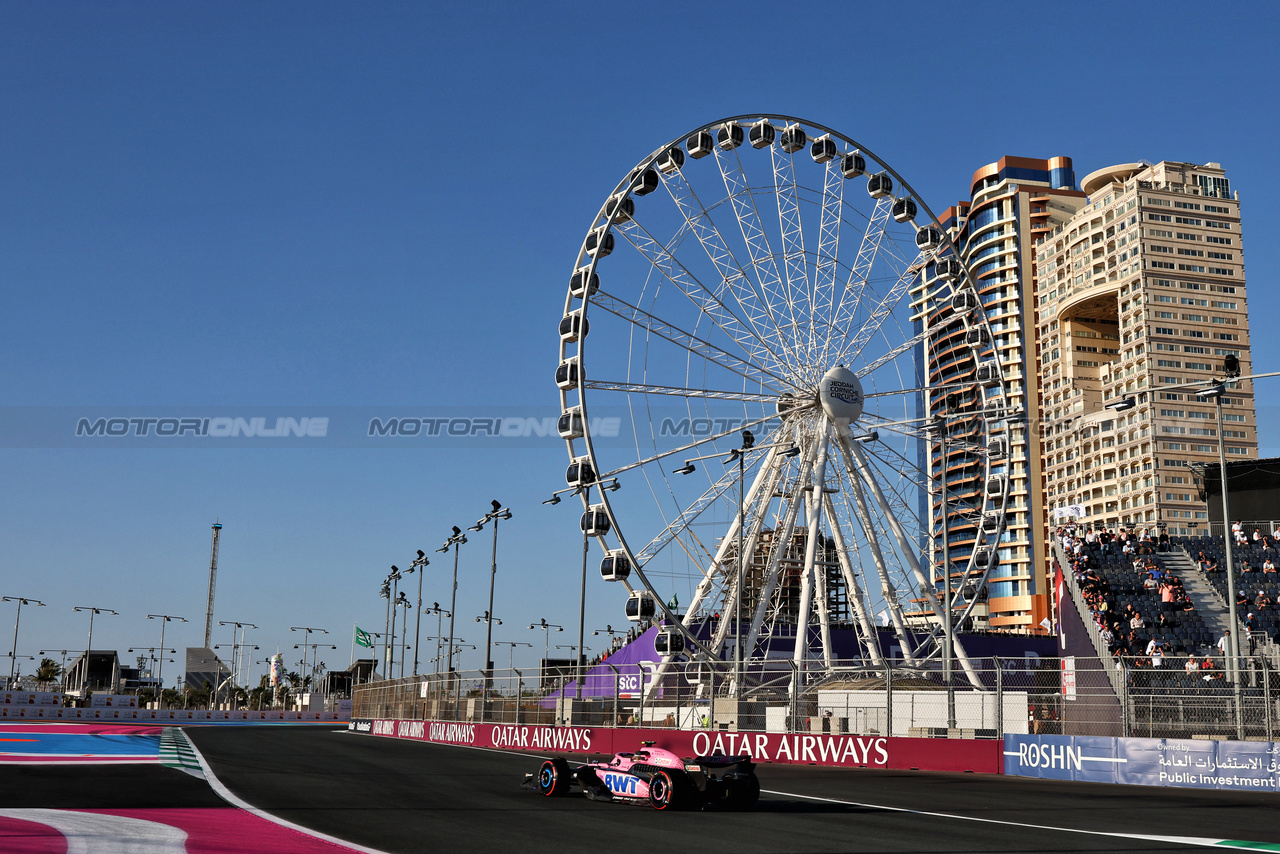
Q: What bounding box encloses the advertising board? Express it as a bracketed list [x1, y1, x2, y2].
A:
[350, 719, 1001, 773]
[1005, 734, 1280, 792]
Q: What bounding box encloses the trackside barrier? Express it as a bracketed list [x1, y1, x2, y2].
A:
[1005, 734, 1280, 792]
[349, 718, 1001, 773]
[0, 706, 345, 722]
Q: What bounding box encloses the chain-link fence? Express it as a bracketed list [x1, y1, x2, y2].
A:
[350, 653, 1280, 741]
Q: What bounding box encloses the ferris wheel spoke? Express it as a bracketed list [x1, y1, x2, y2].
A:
[739, 441, 816, 664]
[843, 435, 983, 686]
[857, 412, 928, 442]
[820, 195, 893, 367]
[833, 255, 925, 368]
[770, 145, 813, 367]
[658, 167, 800, 378]
[713, 145, 807, 369]
[582, 380, 775, 403]
[833, 458, 917, 663]
[792, 425, 831, 676]
[679, 446, 785, 633]
[822, 491, 883, 665]
[612, 216, 784, 374]
[856, 328, 929, 380]
[811, 160, 844, 369]
[590, 291, 787, 389]
[596, 412, 780, 485]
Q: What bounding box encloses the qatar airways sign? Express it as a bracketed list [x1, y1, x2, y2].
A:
[691, 731, 888, 766]
[354, 719, 1000, 774]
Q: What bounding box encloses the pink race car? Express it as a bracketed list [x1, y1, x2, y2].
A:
[523, 741, 759, 811]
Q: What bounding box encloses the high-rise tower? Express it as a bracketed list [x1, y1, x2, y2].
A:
[911, 157, 1087, 632]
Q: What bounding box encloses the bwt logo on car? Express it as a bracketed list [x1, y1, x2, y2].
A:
[602, 773, 640, 795]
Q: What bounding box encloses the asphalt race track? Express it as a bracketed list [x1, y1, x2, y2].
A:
[175, 727, 1280, 854]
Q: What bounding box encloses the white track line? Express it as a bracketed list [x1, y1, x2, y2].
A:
[761, 789, 1263, 851]
[183, 729, 395, 854]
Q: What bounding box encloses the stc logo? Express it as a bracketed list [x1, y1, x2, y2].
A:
[602, 773, 639, 795]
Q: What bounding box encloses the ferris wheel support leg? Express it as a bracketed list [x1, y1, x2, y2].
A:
[740, 440, 818, 686]
[841, 460, 917, 665]
[822, 492, 884, 666]
[793, 426, 832, 682]
[843, 435, 983, 689]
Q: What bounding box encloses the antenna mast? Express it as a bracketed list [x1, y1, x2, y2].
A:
[204, 521, 222, 648]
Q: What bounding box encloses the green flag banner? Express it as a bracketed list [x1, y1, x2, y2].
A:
[355, 627, 373, 648]
[667, 593, 679, 610]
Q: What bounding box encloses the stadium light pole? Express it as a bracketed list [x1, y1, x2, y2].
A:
[73, 606, 118, 697]
[407, 550, 429, 676]
[437, 527, 468, 678]
[545, 478, 619, 700]
[386, 566, 402, 677]
[470, 500, 512, 695]
[146, 614, 187, 709]
[423, 604, 450, 677]
[494, 641, 532, 672]
[3, 597, 45, 690]
[218, 620, 257, 699]
[527, 619, 563, 668]
[289, 627, 329, 686]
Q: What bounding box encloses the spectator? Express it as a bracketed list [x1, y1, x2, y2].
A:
[1264, 558, 1276, 573]
[1130, 612, 1145, 630]
[1185, 655, 1198, 674]
[1217, 630, 1232, 657]
[1256, 590, 1272, 609]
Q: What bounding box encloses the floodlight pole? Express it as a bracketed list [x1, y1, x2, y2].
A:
[3, 597, 45, 690]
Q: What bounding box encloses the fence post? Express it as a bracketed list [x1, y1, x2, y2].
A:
[885, 665, 893, 738]
[789, 661, 799, 734]
[454, 672, 462, 722]
[995, 658, 1004, 736]
[1264, 657, 1272, 742]
[606, 664, 619, 727]
[1120, 658, 1130, 739]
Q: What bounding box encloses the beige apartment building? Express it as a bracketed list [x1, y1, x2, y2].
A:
[1033, 161, 1257, 539]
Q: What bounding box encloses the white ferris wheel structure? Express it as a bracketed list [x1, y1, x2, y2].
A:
[554, 115, 1014, 700]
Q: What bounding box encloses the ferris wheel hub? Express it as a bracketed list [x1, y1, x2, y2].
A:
[818, 366, 865, 424]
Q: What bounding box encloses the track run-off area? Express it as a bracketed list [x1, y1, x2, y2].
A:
[7, 725, 1280, 853]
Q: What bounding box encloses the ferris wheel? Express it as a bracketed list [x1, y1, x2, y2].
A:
[555, 115, 1012, 697]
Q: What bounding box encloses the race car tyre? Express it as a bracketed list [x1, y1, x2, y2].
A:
[722, 773, 760, 811]
[648, 768, 694, 811]
[538, 758, 573, 797]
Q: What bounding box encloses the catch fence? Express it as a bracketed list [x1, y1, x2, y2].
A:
[351, 653, 1280, 740]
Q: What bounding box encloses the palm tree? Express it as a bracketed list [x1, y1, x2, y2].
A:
[35, 658, 62, 691]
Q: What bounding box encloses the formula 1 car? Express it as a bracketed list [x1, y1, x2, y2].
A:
[522, 742, 759, 811]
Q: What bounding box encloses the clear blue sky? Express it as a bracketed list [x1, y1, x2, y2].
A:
[2, 2, 1278, 680]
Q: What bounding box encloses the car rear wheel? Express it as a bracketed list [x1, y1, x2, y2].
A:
[538, 758, 573, 797]
[648, 769, 694, 811]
